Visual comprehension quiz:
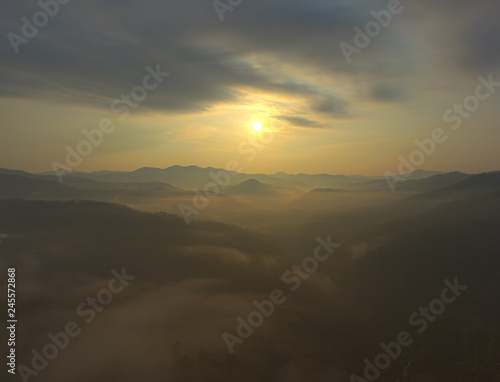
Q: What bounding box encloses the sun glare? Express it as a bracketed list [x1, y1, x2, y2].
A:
[252, 121, 262, 132]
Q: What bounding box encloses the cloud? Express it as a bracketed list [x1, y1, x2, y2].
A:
[310, 95, 349, 116]
[0, 0, 411, 118]
[1, 0, 499, 132]
[368, 83, 408, 103]
[408, 0, 500, 74]
[273, 115, 322, 128]
[459, 14, 500, 72]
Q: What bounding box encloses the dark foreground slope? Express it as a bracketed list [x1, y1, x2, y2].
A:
[0, 196, 499, 382]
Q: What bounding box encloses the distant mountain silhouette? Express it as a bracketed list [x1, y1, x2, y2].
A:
[351, 171, 466, 192]
[401, 169, 443, 180]
[0, 170, 185, 201]
[226, 179, 282, 196]
[30, 166, 452, 194]
[61, 165, 221, 189]
[397, 172, 469, 192]
[7, 167, 499, 201]
[44, 166, 384, 190]
[273, 172, 374, 188]
[448, 171, 500, 189]
[0, 172, 77, 199]
[422, 172, 500, 199]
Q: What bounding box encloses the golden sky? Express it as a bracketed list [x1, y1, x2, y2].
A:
[1, 0, 499, 175]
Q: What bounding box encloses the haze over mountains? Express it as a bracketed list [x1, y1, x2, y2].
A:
[36, 166, 443, 189]
[1, 164, 500, 381]
[3, 166, 500, 236]
[0, 166, 485, 200]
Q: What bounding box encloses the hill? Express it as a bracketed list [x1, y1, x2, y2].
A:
[225, 178, 299, 196]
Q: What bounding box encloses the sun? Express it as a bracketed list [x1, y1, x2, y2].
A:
[252, 121, 262, 132]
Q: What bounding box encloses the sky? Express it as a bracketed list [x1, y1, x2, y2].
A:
[1, 0, 500, 176]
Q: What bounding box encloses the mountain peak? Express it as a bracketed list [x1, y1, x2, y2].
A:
[226, 178, 275, 195]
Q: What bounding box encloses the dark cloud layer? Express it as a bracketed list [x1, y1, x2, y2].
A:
[1, 0, 499, 123]
[274, 115, 321, 128]
[369, 83, 408, 103]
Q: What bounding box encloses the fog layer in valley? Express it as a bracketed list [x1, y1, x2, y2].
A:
[1, 167, 500, 381]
